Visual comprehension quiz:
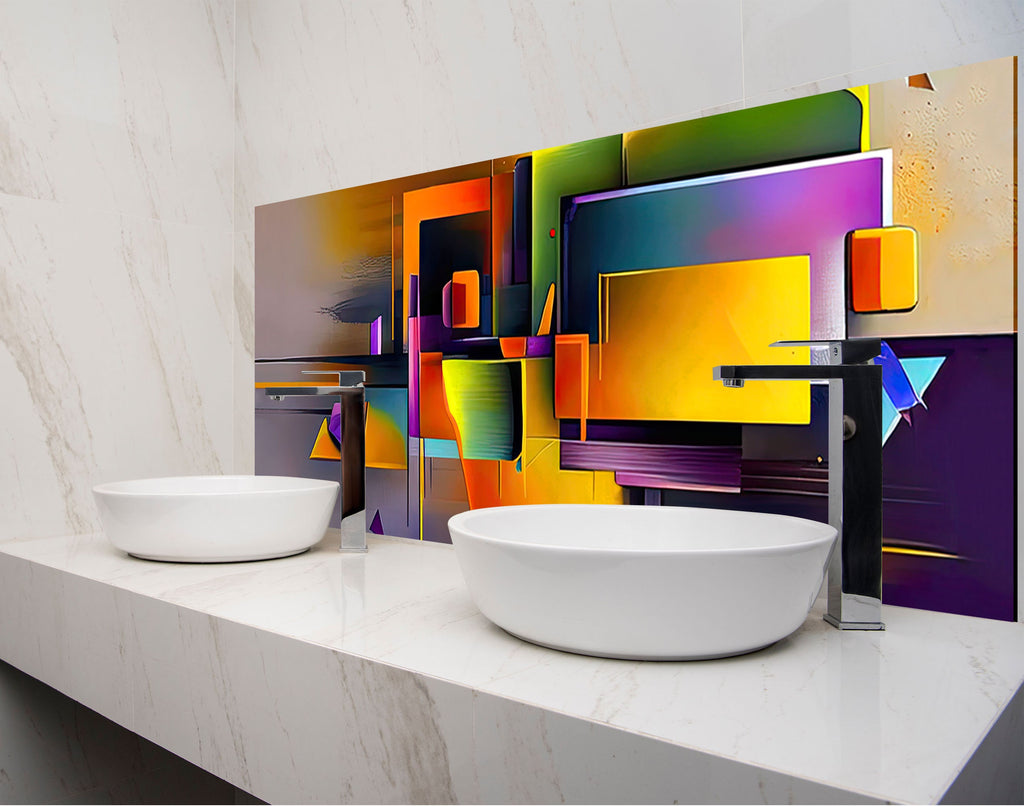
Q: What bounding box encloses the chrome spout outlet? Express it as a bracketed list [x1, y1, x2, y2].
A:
[263, 370, 368, 401]
[262, 370, 368, 553]
[713, 339, 885, 631]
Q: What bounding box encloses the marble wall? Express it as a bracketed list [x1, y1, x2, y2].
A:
[0, 0, 236, 543]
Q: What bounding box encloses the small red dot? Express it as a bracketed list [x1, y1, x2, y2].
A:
[548, 228, 556, 238]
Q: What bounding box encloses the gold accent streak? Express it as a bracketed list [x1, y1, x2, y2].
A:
[882, 546, 959, 560]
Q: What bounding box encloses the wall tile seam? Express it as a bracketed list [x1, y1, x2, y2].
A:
[742, 36, 1024, 108]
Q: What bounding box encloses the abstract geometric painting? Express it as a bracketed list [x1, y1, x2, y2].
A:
[255, 56, 1017, 621]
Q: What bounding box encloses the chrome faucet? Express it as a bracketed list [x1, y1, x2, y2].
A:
[263, 370, 368, 552]
[713, 339, 884, 630]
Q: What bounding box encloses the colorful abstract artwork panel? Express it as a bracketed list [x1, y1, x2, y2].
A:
[255, 56, 1017, 621]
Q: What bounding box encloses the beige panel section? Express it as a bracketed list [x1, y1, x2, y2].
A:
[851, 56, 1015, 338]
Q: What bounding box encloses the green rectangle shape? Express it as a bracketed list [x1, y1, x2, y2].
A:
[532, 135, 622, 334]
[625, 90, 863, 186]
[441, 359, 522, 461]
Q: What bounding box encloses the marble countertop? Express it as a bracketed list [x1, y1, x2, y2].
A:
[1, 525, 1023, 804]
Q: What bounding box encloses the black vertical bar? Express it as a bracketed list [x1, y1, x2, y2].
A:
[512, 157, 532, 286]
[842, 365, 883, 600]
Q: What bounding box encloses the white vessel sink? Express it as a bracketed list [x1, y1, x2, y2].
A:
[93, 475, 339, 562]
[448, 504, 837, 660]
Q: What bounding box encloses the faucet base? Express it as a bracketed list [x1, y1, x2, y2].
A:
[823, 614, 886, 631]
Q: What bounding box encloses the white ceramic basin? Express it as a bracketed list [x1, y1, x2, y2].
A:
[93, 475, 339, 562]
[448, 504, 837, 660]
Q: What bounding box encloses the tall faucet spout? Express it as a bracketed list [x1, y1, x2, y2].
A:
[713, 364, 876, 382]
[713, 339, 885, 631]
[262, 370, 368, 553]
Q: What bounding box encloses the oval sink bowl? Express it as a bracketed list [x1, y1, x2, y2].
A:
[93, 475, 339, 562]
[448, 504, 837, 661]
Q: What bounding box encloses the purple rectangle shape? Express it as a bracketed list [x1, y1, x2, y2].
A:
[615, 472, 739, 493]
[370, 315, 382, 356]
[564, 151, 889, 342]
[880, 334, 1015, 621]
[408, 317, 420, 438]
[526, 335, 553, 357]
[561, 440, 741, 491]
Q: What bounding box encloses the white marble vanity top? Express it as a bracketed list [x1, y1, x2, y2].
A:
[1, 526, 1022, 804]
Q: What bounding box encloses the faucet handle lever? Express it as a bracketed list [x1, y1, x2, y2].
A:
[771, 338, 881, 365]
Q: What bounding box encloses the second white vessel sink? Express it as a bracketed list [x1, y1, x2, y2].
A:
[94, 475, 339, 562]
[448, 504, 837, 660]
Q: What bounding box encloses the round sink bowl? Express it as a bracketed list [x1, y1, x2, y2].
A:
[93, 475, 339, 562]
[448, 504, 837, 661]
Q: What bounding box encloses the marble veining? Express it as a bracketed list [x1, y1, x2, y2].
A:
[0, 0, 236, 540]
[0, 530, 1021, 803]
[0, 1, 234, 227]
[0, 200, 101, 538]
[0, 196, 233, 540]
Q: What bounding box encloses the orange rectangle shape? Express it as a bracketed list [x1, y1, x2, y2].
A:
[554, 334, 589, 439]
[878, 227, 919, 311]
[500, 337, 528, 358]
[851, 234, 882, 312]
[402, 177, 491, 345]
[452, 269, 480, 328]
[849, 226, 918, 313]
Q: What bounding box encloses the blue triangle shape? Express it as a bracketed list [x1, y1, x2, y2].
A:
[904, 356, 945, 401]
[882, 356, 946, 445]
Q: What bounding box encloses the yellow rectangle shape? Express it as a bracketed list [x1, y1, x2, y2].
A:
[592, 257, 811, 424]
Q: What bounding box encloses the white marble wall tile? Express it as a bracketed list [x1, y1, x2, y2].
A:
[1, 0, 237, 541]
[234, 0, 429, 224]
[743, 39, 1024, 110]
[416, 0, 744, 169]
[742, 0, 1024, 102]
[0, 0, 234, 229]
[0, 193, 233, 540]
[234, 0, 744, 217]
